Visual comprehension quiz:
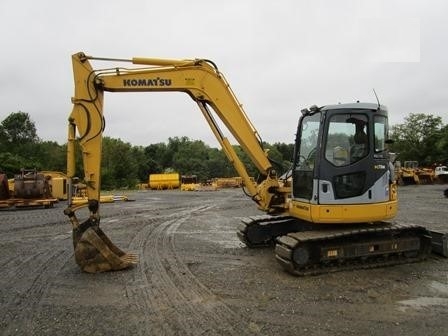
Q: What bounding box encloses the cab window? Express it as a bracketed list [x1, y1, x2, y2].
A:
[325, 114, 369, 166]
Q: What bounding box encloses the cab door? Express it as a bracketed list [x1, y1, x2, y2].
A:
[317, 109, 391, 204]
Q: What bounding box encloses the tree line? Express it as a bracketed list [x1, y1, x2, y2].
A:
[389, 113, 448, 167]
[1, 111, 447, 190]
[0, 112, 293, 189]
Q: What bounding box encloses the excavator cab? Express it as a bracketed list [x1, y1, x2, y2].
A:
[290, 103, 396, 223]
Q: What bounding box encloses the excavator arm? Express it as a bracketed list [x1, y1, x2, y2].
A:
[65, 52, 289, 272]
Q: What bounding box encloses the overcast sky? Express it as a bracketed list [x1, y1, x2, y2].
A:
[0, 0, 447, 148]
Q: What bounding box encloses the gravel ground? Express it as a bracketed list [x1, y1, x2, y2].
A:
[0, 184, 447, 336]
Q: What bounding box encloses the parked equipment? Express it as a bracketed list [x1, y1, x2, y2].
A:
[397, 161, 419, 185]
[40, 171, 69, 200]
[0, 169, 58, 209]
[397, 161, 435, 185]
[181, 175, 199, 191]
[149, 173, 180, 190]
[64, 52, 433, 274]
[435, 166, 448, 183]
[213, 177, 243, 189]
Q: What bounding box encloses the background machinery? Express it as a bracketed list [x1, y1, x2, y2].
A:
[40, 171, 69, 200]
[180, 175, 199, 191]
[397, 161, 435, 185]
[65, 52, 432, 274]
[435, 165, 448, 183]
[213, 177, 244, 189]
[0, 169, 58, 209]
[149, 172, 181, 190]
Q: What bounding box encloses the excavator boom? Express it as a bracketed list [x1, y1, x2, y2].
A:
[68, 53, 288, 211]
[66, 52, 288, 272]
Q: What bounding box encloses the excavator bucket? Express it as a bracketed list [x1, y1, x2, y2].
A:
[67, 202, 137, 273]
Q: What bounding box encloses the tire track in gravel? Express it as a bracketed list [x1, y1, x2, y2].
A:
[125, 202, 249, 336]
[0, 239, 73, 334]
[0, 207, 65, 224]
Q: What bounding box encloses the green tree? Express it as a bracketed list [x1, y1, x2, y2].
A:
[273, 142, 294, 163]
[205, 148, 234, 178]
[144, 142, 169, 173]
[436, 125, 448, 164]
[262, 142, 290, 175]
[172, 139, 210, 180]
[0, 111, 39, 144]
[0, 152, 29, 176]
[390, 113, 443, 165]
[33, 141, 67, 172]
[101, 137, 139, 189]
[131, 146, 151, 183]
[0, 111, 41, 175]
[233, 145, 258, 179]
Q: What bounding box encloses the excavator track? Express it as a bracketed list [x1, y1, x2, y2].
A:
[275, 223, 432, 276]
[237, 216, 432, 275]
[237, 215, 310, 247]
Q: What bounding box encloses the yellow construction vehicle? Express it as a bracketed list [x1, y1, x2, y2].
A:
[213, 176, 244, 189]
[398, 161, 434, 185]
[39, 171, 130, 205]
[65, 52, 432, 274]
[40, 171, 69, 200]
[181, 175, 200, 191]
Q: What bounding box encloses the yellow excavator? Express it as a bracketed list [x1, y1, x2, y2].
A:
[65, 52, 432, 275]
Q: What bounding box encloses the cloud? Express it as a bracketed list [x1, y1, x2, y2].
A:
[0, 0, 447, 147]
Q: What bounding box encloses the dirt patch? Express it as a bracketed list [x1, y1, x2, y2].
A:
[1, 185, 447, 335]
